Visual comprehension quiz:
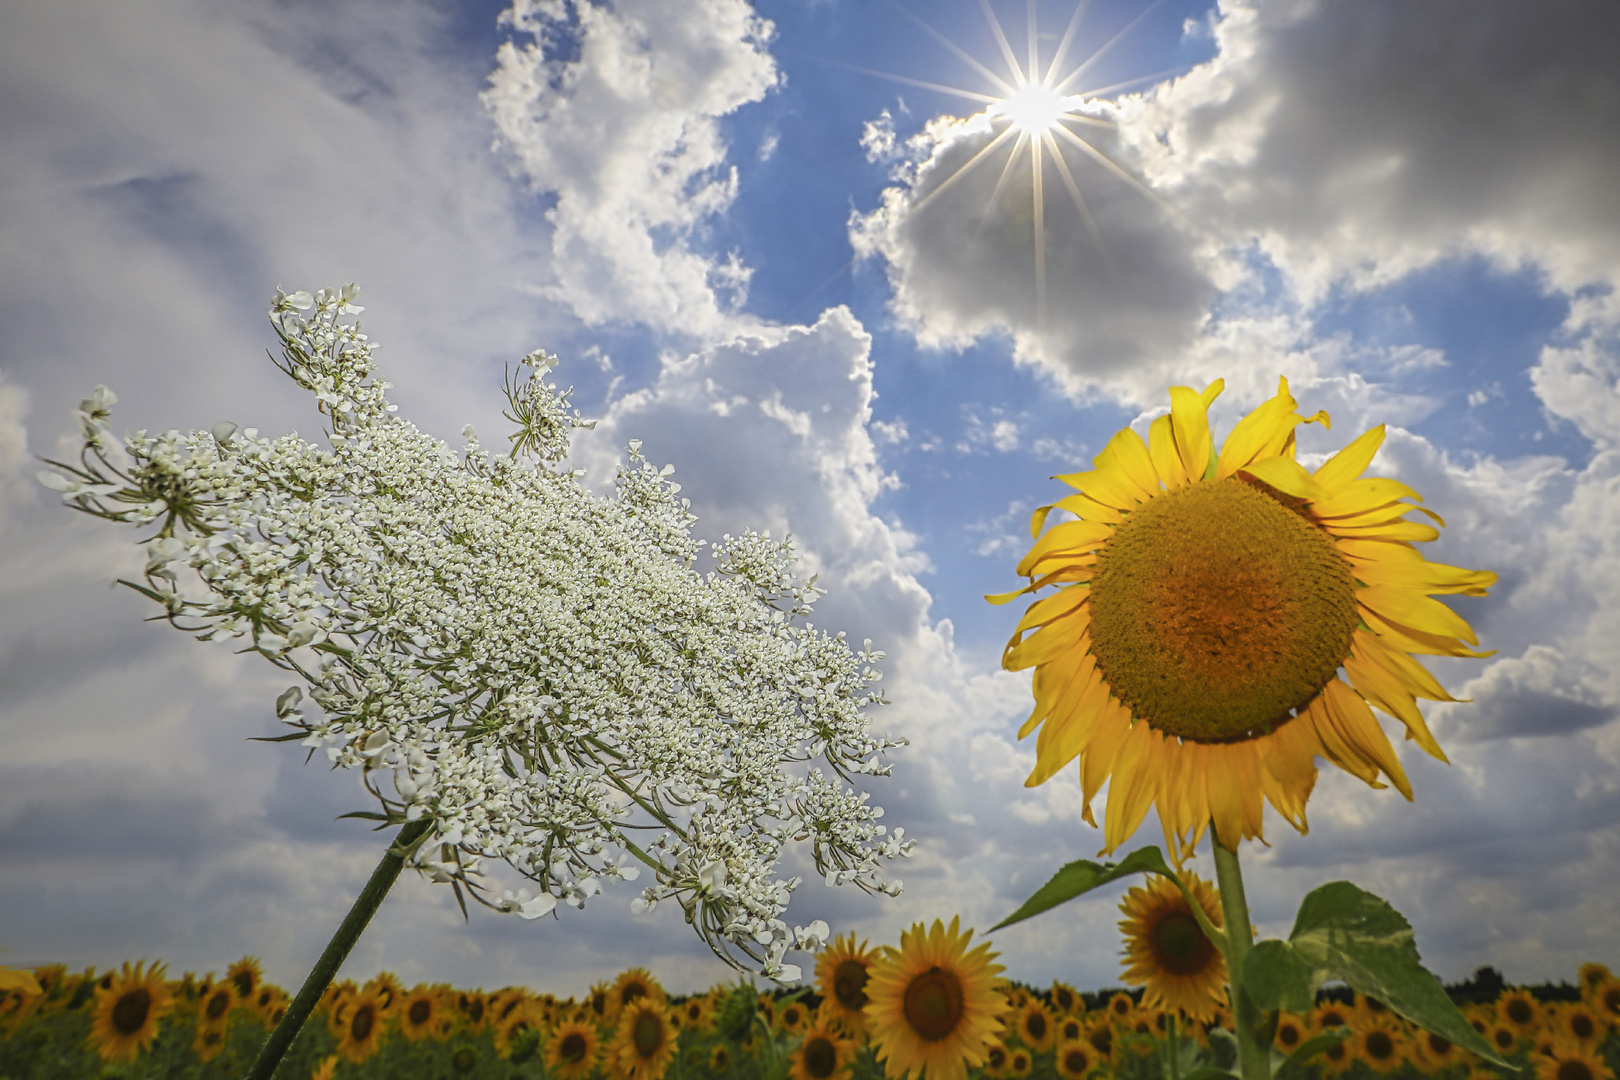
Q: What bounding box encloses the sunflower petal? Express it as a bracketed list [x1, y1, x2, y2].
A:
[1301, 695, 1382, 786]
[1237, 455, 1328, 501]
[1322, 680, 1413, 799]
[1078, 698, 1131, 827]
[1103, 721, 1161, 853]
[1313, 425, 1385, 496]
[1148, 414, 1189, 490]
[1358, 585, 1480, 644]
[1311, 477, 1427, 519]
[1015, 520, 1113, 577]
[1011, 585, 1090, 638]
[1169, 382, 1222, 484]
[1343, 650, 1448, 763]
[1095, 427, 1161, 501]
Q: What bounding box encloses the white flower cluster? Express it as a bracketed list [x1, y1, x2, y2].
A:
[41, 285, 913, 980]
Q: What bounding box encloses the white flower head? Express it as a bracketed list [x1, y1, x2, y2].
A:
[41, 284, 912, 977]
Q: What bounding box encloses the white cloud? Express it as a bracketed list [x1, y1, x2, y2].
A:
[850, 104, 1219, 398]
[483, 0, 779, 339]
[1117, 0, 1620, 307]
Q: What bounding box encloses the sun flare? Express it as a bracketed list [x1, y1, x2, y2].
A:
[860, 1, 1181, 327]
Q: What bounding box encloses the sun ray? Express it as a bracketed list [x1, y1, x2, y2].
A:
[825, 60, 1003, 108]
[906, 124, 1023, 219]
[1032, 129, 1047, 330]
[894, 2, 1019, 96]
[1026, 0, 1040, 89]
[1050, 0, 1169, 96]
[1045, 0, 1093, 89]
[976, 0, 1029, 86]
[1044, 130, 1116, 276]
[972, 131, 1031, 246]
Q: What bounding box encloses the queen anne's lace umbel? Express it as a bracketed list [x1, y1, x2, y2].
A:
[41, 285, 912, 980]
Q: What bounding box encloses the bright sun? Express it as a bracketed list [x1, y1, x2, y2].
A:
[857, 1, 1179, 328]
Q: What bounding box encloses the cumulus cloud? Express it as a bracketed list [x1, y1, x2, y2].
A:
[1118, 0, 1620, 307]
[850, 104, 1219, 397]
[484, 0, 779, 338]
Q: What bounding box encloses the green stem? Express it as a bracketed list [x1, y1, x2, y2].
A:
[243, 819, 432, 1080]
[1212, 840, 1270, 1080]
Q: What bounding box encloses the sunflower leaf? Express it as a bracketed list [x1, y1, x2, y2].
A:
[1273, 1028, 1349, 1078]
[990, 845, 1175, 931]
[1241, 881, 1511, 1068]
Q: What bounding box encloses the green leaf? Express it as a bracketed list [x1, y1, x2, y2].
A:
[991, 845, 1176, 931]
[1241, 881, 1511, 1068]
[1274, 1028, 1348, 1078]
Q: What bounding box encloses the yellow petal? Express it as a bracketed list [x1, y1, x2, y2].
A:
[1021, 647, 1096, 740]
[1170, 382, 1222, 484]
[1357, 585, 1479, 645]
[1053, 465, 1148, 512]
[1028, 665, 1111, 784]
[1148, 414, 1189, 490]
[1329, 518, 1441, 544]
[1048, 491, 1124, 524]
[1094, 427, 1161, 502]
[1342, 649, 1448, 763]
[1238, 456, 1328, 501]
[1077, 697, 1132, 823]
[1311, 477, 1427, 519]
[1322, 680, 1413, 799]
[1011, 585, 1089, 638]
[1313, 425, 1385, 497]
[1354, 628, 1459, 702]
[1301, 695, 1382, 786]
[1359, 607, 1495, 659]
[1103, 720, 1160, 853]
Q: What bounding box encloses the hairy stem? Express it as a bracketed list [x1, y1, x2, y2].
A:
[1213, 839, 1271, 1080]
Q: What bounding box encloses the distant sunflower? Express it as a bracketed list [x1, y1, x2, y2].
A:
[87, 961, 173, 1063]
[1586, 979, 1620, 1026]
[1084, 1017, 1116, 1061]
[494, 1001, 544, 1061]
[1349, 1018, 1407, 1074]
[197, 981, 237, 1029]
[587, 981, 612, 1022]
[1051, 981, 1082, 1016]
[456, 990, 490, 1032]
[1578, 964, 1612, 996]
[311, 1055, 340, 1080]
[610, 999, 676, 1080]
[817, 934, 876, 1033]
[192, 1021, 227, 1064]
[1008, 1047, 1033, 1077]
[676, 995, 712, 1033]
[610, 968, 666, 1022]
[363, 971, 403, 1016]
[1273, 1013, 1307, 1055]
[1536, 1037, 1616, 1080]
[1489, 1021, 1523, 1058]
[1056, 1039, 1098, 1080]
[1314, 1002, 1352, 1032]
[226, 957, 262, 1004]
[545, 1017, 601, 1080]
[792, 1019, 855, 1080]
[399, 986, 442, 1041]
[1556, 1003, 1604, 1049]
[1058, 1014, 1086, 1045]
[864, 917, 1009, 1080]
[1413, 1028, 1463, 1070]
[709, 1044, 733, 1073]
[982, 1040, 1010, 1078]
[336, 989, 386, 1064]
[1013, 999, 1056, 1051]
[777, 998, 811, 1035]
[995, 378, 1495, 854]
[1499, 988, 1541, 1035]
[1118, 872, 1227, 1021]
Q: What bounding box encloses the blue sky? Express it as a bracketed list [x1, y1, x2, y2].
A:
[2, 0, 1618, 1001]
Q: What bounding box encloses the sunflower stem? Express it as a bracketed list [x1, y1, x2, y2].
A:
[243, 819, 432, 1080]
[1212, 840, 1270, 1080]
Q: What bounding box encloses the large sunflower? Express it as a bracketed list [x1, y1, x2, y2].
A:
[87, 961, 174, 1063]
[864, 916, 1009, 1080]
[995, 378, 1495, 854]
[1118, 872, 1227, 1022]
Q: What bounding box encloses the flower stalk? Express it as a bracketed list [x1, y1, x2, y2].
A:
[244, 819, 432, 1080]
[1212, 839, 1271, 1080]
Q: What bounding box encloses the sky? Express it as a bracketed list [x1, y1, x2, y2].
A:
[2, 0, 1618, 1002]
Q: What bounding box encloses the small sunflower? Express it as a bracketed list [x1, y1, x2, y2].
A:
[193, 1021, 227, 1064]
[709, 1043, 733, 1073]
[1118, 872, 1227, 1022]
[1488, 1021, 1522, 1059]
[864, 917, 1009, 1080]
[816, 934, 876, 1033]
[363, 971, 403, 1016]
[982, 1040, 1010, 1078]
[1058, 1014, 1086, 1045]
[1273, 1013, 1308, 1055]
[336, 989, 386, 1064]
[1555, 1003, 1605, 1049]
[586, 981, 612, 1022]
[311, 1055, 340, 1080]
[226, 957, 263, 1004]
[792, 1019, 855, 1080]
[1537, 1037, 1617, 1080]
[1585, 979, 1620, 1027]
[676, 995, 712, 1032]
[1008, 1046, 1033, 1077]
[1105, 992, 1135, 1020]
[1056, 1039, 1098, 1080]
[1013, 999, 1056, 1051]
[1578, 964, 1612, 995]
[545, 1017, 601, 1080]
[1313, 1002, 1352, 1032]
[996, 378, 1495, 854]
[775, 998, 810, 1035]
[610, 999, 676, 1080]
[456, 990, 490, 1032]
[1413, 1028, 1463, 1070]
[494, 1001, 544, 1061]
[610, 968, 667, 1022]
[1349, 1017, 1407, 1074]
[87, 960, 173, 1063]
[198, 980, 237, 1028]
[1084, 1017, 1116, 1061]
[490, 987, 530, 1028]
[399, 985, 443, 1041]
[1499, 988, 1541, 1035]
[1051, 981, 1082, 1016]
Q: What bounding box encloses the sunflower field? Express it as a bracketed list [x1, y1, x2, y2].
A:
[3, 945, 1617, 1080]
